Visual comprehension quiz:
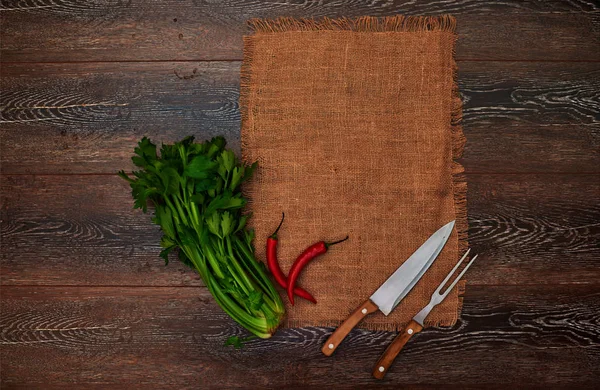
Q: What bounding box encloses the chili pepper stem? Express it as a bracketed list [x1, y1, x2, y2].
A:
[325, 235, 349, 248]
[269, 212, 285, 239]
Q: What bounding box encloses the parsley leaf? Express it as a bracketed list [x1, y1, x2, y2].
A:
[185, 155, 218, 179]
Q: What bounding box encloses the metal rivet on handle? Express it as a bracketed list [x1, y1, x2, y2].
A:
[328, 344, 334, 349]
[378, 366, 385, 372]
[407, 328, 413, 334]
[361, 308, 367, 314]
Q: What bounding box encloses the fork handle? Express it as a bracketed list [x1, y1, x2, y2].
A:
[321, 299, 378, 356]
[372, 319, 423, 379]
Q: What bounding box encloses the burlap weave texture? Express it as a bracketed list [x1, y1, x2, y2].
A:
[241, 15, 467, 330]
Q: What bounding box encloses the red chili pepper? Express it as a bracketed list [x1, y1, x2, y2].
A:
[287, 235, 349, 305]
[266, 213, 317, 304]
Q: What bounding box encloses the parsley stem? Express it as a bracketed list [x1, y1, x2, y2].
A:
[172, 195, 189, 226]
[226, 237, 255, 293]
[203, 244, 226, 280]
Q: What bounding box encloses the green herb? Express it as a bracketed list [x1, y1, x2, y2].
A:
[119, 136, 285, 338]
[225, 335, 257, 349]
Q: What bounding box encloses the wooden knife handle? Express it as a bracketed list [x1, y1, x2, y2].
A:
[321, 299, 378, 356]
[372, 319, 423, 379]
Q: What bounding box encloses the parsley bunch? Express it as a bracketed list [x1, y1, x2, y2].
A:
[119, 136, 285, 338]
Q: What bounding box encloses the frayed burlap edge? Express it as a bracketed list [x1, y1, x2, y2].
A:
[240, 15, 468, 331]
[247, 15, 456, 34]
[448, 30, 469, 330]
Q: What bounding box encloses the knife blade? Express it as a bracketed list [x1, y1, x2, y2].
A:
[370, 220, 455, 315]
[321, 220, 455, 356]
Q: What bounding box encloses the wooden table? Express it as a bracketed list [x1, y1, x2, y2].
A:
[1, 1, 599, 388]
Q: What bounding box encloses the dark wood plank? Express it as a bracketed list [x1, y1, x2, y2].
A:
[467, 174, 600, 285]
[1, 61, 598, 174]
[2, 174, 598, 286]
[0, 174, 202, 287]
[1, 1, 598, 62]
[1, 285, 598, 387]
[0, 62, 242, 175]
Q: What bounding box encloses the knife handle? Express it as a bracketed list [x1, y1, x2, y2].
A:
[372, 319, 423, 379]
[321, 299, 378, 356]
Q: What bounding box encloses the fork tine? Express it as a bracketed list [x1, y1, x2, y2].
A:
[440, 254, 479, 300]
[434, 248, 470, 295]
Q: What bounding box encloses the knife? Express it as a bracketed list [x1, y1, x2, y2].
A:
[372, 249, 478, 379]
[321, 220, 455, 356]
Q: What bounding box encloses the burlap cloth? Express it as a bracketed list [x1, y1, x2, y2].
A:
[241, 15, 467, 330]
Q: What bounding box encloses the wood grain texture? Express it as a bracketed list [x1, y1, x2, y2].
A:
[1, 285, 598, 387]
[0, 174, 202, 287]
[2, 174, 598, 287]
[1, 0, 599, 62]
[1, 61, 598, 174]
[0, 62, 242, 175]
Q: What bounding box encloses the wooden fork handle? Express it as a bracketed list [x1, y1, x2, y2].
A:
[321, 299, 379, 356]
[372, 319, 423, 379]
